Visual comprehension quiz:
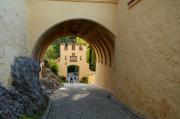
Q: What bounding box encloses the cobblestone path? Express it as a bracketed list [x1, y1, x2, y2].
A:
[45, 83, 143, 119]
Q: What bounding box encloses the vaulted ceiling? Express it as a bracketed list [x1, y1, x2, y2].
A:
[32, 19, 115, 66]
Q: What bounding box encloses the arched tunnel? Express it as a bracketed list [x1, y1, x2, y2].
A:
[32, 19, 115, 91]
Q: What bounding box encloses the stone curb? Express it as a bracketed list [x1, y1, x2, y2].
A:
[42, 97, 52, 119]
[93, 86, 145, 119]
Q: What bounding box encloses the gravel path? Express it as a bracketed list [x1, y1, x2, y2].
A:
[45, 83, 143, 119]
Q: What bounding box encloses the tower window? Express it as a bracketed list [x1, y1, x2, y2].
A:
[70, 56, 77, 62]
[79, 46, 83, 51]
[72, 44, 75, 50]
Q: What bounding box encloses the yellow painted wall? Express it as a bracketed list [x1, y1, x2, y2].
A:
[113, 0, 180, 119]
[88, 72, 96, 85]
[58, 44, 91, 79]
[27, 0, 117, 54]
[95, 63, 113, 92]
[1, 0, 180, 119]
[28, 0, 116, 100]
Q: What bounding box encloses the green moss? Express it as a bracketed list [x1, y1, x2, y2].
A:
[20, 114, 41, 119]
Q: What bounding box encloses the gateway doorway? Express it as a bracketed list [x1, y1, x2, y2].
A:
[67, 65, 79, 83]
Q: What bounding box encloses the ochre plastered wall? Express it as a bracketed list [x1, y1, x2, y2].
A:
[27, 0, 117, 54]
[28, 0, 116, 95]
[96, 63, 113, 92]
[0, 0, 28, 86]
[113, 0, 180, 119]
[58, 44, 92, 80]
[1, 0, 179, 119]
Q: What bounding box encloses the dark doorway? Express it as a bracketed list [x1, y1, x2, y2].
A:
[67, 65, 79, 83]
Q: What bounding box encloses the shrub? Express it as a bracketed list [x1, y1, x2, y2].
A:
[80, 76, 88, 83]
[59, 75, 67, 83]
[46, 59, 59, 75]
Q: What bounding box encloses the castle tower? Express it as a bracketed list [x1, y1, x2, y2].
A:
[58, 43, 91, 82]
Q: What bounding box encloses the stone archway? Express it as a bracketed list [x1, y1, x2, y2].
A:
[32, 18, 115, 92]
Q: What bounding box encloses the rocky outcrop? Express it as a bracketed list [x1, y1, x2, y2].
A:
[0, 57, 46, 119]
[40, 68, 63, 91]
[11, 57, 45, 113]
[0, 86, 24, 119]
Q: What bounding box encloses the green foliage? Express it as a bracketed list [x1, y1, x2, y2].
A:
[51, 43, 60, 58]
[86, 47, 90, 63]
[87, 47, 96, 71]
[46, 36, 89, 60]
[45, 36, 96, 73]
[45, 36, 75, 60]
[46, 59, 59, 75]
[76, 37, 88, 46]
[20, 115, 40, 119]
[45, 46, 59, 59]
[55, 36, 74, 46]
[80, 76, 88, 83]
[90, 49, 96, 71]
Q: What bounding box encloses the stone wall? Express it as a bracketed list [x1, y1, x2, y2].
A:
[114, 0, 180, 119]
[0, 0, 27, 86]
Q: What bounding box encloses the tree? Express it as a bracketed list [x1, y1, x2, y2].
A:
[87, 46, 96, 71]
[45, 46, 59, 59]
[45, 36, 96, 72]
[76, 37, 88, 46]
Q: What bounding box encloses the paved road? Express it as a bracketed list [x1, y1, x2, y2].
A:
[46, 83, 142, 119]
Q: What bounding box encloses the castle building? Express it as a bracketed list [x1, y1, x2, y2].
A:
[58, 43, 92, 82]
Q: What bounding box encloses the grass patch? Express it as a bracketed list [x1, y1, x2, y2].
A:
[20, 96, 49, 119]
[20, 114, 42, 119]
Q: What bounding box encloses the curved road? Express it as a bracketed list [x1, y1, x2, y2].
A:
[45, 83, 143, 119]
